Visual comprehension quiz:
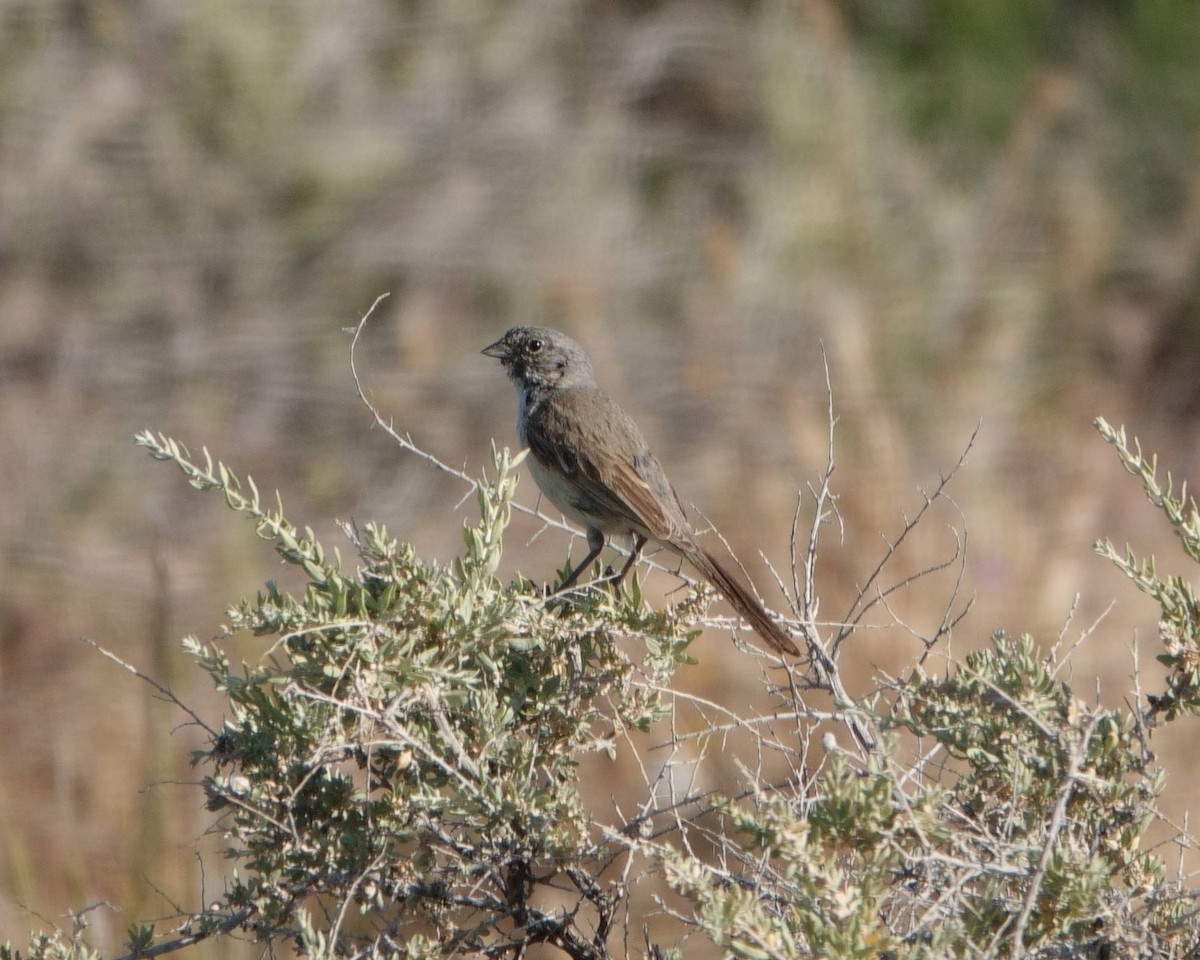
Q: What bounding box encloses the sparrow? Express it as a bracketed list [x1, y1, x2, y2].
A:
[483, 326, 799, 657]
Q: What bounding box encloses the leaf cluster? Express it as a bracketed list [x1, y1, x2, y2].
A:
[112, 434, 691, 959]
[1095, 417, 1200, 724]
[655, 641, 1189, 959]
[649, 421, 1200, 960]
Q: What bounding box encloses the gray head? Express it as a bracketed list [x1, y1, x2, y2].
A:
[481, 326, 597, 390]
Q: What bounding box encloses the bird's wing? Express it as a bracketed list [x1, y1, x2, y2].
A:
[601, 448, 689, 541]
[525, 388, 690, 541]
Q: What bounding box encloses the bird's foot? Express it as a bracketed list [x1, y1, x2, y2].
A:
[599, 564, 622, 597]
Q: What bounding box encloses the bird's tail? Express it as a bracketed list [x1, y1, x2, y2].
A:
[683, 543, 800, 657]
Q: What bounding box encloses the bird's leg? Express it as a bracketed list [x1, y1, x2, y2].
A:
[608, 533, 647, 597]
[557, 527, 606, 591]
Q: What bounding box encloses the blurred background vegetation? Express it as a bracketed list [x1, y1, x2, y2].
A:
[2, 0, 1200, 954]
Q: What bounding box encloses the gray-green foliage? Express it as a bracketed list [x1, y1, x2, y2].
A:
[55, 433, 691, 960]
[1095, 417, 1200, 724]
[654, 628, 1179, 958]
[647, 421, 1200, 960]
[158, 432, 692, 958]
[6, 420, 1200, 960]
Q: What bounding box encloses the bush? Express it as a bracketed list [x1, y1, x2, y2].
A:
[4, 417, 1199, 960]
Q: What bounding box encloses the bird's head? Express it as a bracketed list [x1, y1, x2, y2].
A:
[481, 326, 595, 389]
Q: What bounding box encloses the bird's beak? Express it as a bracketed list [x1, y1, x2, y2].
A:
[481, 338, 509, 361]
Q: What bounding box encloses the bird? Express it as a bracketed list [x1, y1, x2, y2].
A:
[482, 326, 800, 657]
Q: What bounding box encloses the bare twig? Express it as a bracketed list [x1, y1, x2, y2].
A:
[1008, 715, 1100, 958]
[83, 637, 215, 738]
[112, 907, 258, 960]
[835, 424, 978, 657]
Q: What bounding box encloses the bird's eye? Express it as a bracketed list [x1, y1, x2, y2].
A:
[527, 338, 543, 353]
